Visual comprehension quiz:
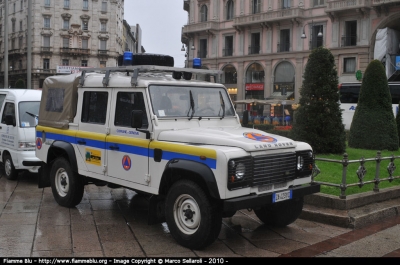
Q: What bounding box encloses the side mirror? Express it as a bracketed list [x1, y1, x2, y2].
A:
[5, 115, 16, 127]
[242, 110, 249, 126]
[131, 110, 143, 128]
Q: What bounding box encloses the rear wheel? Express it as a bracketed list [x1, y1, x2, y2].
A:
[165, 180, 222, 250]
[3, 154, 19, 180]
[254, 197, 304, 227]
[50, 157, 84, 208]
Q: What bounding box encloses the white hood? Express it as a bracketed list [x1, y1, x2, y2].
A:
[158, 127, 297, 152]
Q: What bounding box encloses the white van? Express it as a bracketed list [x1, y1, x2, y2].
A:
[0, 89, 42, 180]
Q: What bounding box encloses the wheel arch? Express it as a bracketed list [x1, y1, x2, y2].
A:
[158, 159, 220, 200]
[47, 141, 78, 172]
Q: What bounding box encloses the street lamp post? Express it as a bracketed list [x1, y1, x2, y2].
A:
[301, 20, 323, 49]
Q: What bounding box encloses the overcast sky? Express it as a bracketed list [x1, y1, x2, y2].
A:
[124, 1, 188, 67]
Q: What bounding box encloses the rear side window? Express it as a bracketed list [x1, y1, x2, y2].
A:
[45, 88, 65, 113]
[0, 94, 6, 111]
[81, 91, 108, 124]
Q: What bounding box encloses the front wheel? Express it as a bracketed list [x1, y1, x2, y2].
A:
[165, 180, 222, 250]
[254, 197, 304, 227]
[50, 157, 84, 208]
[3, 154, 19, 180]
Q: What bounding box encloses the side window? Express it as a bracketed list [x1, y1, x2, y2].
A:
[45, 88, 64, 112]
[114, 92, 148, 129]
[81, 91, 108, 124]
[1, 103, 15, 125]
[0, 94, 6, 111]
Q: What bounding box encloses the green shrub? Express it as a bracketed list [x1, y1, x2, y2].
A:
[291, 47, 346, 154]
[348, 60, 399, 151]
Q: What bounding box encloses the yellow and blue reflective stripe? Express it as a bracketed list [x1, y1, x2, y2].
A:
[36, 127, 217, 169]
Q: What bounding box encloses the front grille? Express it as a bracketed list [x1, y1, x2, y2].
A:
[252, 152, 296, 186]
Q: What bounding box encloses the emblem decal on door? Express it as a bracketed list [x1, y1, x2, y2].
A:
[85, 148, 101, 166]
[122, 155, 131, 171]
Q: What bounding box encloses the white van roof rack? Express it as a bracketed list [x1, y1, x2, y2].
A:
[78, 65, 223, 87]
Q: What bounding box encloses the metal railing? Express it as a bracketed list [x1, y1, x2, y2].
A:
[341, 35, 357, 47]
[223, 48, 233, 57]
[248, 46, 260, 55]
[277, 42, 290, 52]
[312, 152, 400, 199]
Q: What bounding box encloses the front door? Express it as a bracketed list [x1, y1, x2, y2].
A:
[107, 89, 150, 186]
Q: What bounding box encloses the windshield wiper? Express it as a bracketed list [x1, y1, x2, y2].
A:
[218, 91, 225, 120]
[187, 90, 195, 120]
[26, 112, 39, 118]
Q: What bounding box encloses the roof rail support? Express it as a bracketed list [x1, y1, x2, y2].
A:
[102, 70, 111, 87]
[131, 69, 139, 87]
[79, 71, 87, 87]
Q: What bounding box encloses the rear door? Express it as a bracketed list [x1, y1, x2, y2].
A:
[106, 89, 151, 186]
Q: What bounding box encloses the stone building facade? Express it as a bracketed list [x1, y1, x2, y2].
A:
[0, 0, 125, 89]
[181, 0, 400, 115]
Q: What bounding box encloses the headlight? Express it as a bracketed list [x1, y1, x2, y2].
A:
[228, 157, 252, 190]
[235, 162, 246, 180]
[297, 156, 304, 170]
[19, 142, 36, 149]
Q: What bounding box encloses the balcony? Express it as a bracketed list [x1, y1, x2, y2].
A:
[60, 48, 90, 56]
[97, 50, 110, 57]
[248, 46, 260, 55]
[325, 0, 371, 17]
[341, 35, 357, 47]
[223, 48, 233, 57]
[41, 47, 53, 54]
[277, 42, 290, 52]
[372, 0, 400, 16]
[182, 21, 219, 35]
[233, 8, 304, 29]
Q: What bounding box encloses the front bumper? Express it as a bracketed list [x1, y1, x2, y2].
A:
[223, 183, 320, 211]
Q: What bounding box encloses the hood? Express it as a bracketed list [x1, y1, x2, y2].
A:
[158, 127, 297, 152]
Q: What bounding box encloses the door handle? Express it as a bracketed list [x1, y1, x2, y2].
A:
[109, 146, 119, 151]
[77, 140, 86, 145]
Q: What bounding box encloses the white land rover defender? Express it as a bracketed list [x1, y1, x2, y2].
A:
[35, 53, 320, 250]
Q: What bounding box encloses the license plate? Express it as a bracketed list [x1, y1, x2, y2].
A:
[272, 190, 292, 203]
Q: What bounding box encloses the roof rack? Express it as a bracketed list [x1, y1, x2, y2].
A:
[78, 65, 223, 87]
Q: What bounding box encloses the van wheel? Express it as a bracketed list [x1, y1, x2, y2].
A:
[3, 154, 19, 180]
[254, 197, 304, 227]
[165, 180, 222, 250]
[50, 157, 84, 208]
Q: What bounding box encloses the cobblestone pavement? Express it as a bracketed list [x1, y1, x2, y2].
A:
[0, 172, 399, 258]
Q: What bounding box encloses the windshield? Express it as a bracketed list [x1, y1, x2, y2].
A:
[19, 101, 40, 128]
[149, 85, 235, 118]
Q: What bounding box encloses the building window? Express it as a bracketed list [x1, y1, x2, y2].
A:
[100, 61, 106, 68]
[44, 17, 51, 28]
[82, 20, 88, 30]
[13, 3, 16, 13]
[62, 38, 69, 48]
[310, 25, 323, 49]
[222, 65, 237, 84]
[63, 18, 69, 29]
[344, 57, 356, 73]
[19, 20, 22, 31]
[313, 0, 325, 7]
[226, 0, 234, 20]
[12, 20, 15, 32]
[83, 0, 88, 10]
[249, 32, 260, 54]
[200, 5, 207, 22]
[82, 39, 88, 49]
[278, 29, 290, 52]
[19, 36, 23, 49]
[198, 39, 207, 58]
[342, 21, 357, 47]
[100, 22, 107, 32]
[282, 0, 291, 9]
[81, 60, 88, 67]
[44, 36, 50, 47]
[18, 60, 22, 69]
[20, 0, 23, 10]
[252, 0, 261, 14]
[11, 38, 15, 49]
[44, 0, 50, 7]
[100, 40, 107, 50]
[0, 24, 2, 36]
[224, 36, 233, 56]
[101, 0, 107, 12]
[43, 59, 50, 70]
[64, 0, 70, 8]
[62, 59, 69, 66]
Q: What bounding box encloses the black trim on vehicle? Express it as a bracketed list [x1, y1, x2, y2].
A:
[50, 141, 78, 172]
[38, 162, 51, 188]
[222, 183, 320, 212]
[165, 159, 220, 199]
[22, 161, 42, 166]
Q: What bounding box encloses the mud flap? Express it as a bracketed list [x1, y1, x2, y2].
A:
[148, 195, 166, 225]
[38, 162, 51, 188]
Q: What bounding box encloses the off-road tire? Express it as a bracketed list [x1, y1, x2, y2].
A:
[50, 157, 84, 208]
[3, 154, 19, 180]
[165, 179, 222, 250]
[254, 197, 304, 227]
